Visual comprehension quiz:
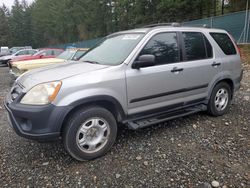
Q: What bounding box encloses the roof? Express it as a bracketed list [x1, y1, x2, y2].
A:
[110, 22, 226, 36]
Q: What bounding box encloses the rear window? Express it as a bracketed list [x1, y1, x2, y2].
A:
[210, 33, 236, 55]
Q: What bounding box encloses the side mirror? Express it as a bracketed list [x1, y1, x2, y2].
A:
[132, 54, 156, 69]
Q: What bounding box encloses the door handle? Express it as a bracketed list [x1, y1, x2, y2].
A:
[171, 67, 184, 73]
[212, 62, 221, 67]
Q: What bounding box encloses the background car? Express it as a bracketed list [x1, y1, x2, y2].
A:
[0, 49, 38, 66]
[0, 47, 10, 57]
[8, 48, 64, 69]
[10, 48, 88, 77]
[9, 46, 32, 54]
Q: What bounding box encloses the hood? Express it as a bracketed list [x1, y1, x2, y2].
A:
[14, 58, 63, 70]
[17, 62, 109, 91]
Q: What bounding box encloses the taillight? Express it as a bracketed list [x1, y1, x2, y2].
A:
[229, 34, 242, 59]
[236, 45, 242, 59]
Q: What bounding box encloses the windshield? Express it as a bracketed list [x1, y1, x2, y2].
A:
[56, 50, 75, 60]
[80, 33, 144, 65]
[10, 48, 21, 54]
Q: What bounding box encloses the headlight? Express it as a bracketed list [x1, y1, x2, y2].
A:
[20, 81, 62, 105]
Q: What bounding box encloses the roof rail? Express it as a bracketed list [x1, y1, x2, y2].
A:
[141, 22, 211, 29]
[142, 22, 181, 28]
[182, 24, 211, 28]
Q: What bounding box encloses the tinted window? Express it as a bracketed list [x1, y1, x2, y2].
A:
[183, 32, 208, 61]
[210, 33, 236, 55]
[204, 36, 213, 58]
[139, 32, 180, 65]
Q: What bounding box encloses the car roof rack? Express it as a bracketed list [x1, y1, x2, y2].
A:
[142, 22, 181, 28]
[183, 24, 211, 28]
[141, 22, 211, 29]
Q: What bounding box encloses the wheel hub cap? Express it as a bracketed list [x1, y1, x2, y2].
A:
[214, 88, 229, 111]
[76, 118, 110, 153]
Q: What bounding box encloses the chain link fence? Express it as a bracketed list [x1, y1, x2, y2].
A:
[183, 10, 250, 44]
[50, 10, 250, 49]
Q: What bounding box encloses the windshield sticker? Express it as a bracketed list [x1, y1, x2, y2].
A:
[122, 35, 141, 40]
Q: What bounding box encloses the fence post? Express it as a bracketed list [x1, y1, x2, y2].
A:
[246, 10, 250, 43]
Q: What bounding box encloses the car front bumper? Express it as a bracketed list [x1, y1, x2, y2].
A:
[4, 94, 72, 141]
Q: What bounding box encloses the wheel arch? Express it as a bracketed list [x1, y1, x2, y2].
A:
[61, 95, 126, 134]
[208, 77, 234, 100]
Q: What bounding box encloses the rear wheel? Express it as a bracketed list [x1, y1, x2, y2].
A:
[63, 106, 117, 161]
[207, 82, 232, 116]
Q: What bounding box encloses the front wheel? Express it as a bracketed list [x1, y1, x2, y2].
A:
[207, 82, 232, 116]
[63, 106, 117, 161]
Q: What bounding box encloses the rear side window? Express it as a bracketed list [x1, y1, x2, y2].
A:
[210, 33, 236, 55]
[139, 32, 180, 65]
[182, 32, 211, 61]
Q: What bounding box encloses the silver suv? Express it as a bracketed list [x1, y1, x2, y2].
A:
[4, 24, 243, 161]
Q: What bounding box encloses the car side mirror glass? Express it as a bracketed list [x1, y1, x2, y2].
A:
[132, 54, 156, 69]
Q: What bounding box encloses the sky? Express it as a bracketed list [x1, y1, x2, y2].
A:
[1, 0, 34, 9]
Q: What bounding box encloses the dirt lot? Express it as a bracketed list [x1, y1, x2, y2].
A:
[0, 61, 249, 187]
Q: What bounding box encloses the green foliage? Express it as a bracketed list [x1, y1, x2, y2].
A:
[0, 0, 248, 48]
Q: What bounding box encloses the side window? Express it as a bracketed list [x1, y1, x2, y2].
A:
[210, 33, 236, 55]
[182, 32, 209, 61]
[17, 50, 26, 56]
[45, 50, 53, 56]
[204, 36, 213, 58]
[28, 50, 36, 55]
[50, 50, 54, 55]
[54, 50, 63, 56]
[139, 32, 180, 65]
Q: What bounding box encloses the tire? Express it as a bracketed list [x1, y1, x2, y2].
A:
[63, 106, 117, 161]
[207, 82, 232, 116]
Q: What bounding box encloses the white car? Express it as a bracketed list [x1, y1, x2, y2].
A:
[0, 47, 9, 57]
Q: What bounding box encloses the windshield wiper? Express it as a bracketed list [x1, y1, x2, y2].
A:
[83, 60, 100, 64]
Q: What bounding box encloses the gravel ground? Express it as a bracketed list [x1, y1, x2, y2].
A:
[0, 64, 249, 188]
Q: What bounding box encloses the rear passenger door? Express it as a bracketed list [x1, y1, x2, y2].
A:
[209, 32, 241, 80]
[179, 32, 221, 99]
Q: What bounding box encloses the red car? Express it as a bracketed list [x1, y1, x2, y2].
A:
[10, 48, 64, 62]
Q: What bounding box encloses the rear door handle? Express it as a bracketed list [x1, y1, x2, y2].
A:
[212, 62, 221, 67]
[171, 67, 184, 73]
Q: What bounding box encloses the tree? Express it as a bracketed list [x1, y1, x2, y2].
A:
[0, 4, 10, 46]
